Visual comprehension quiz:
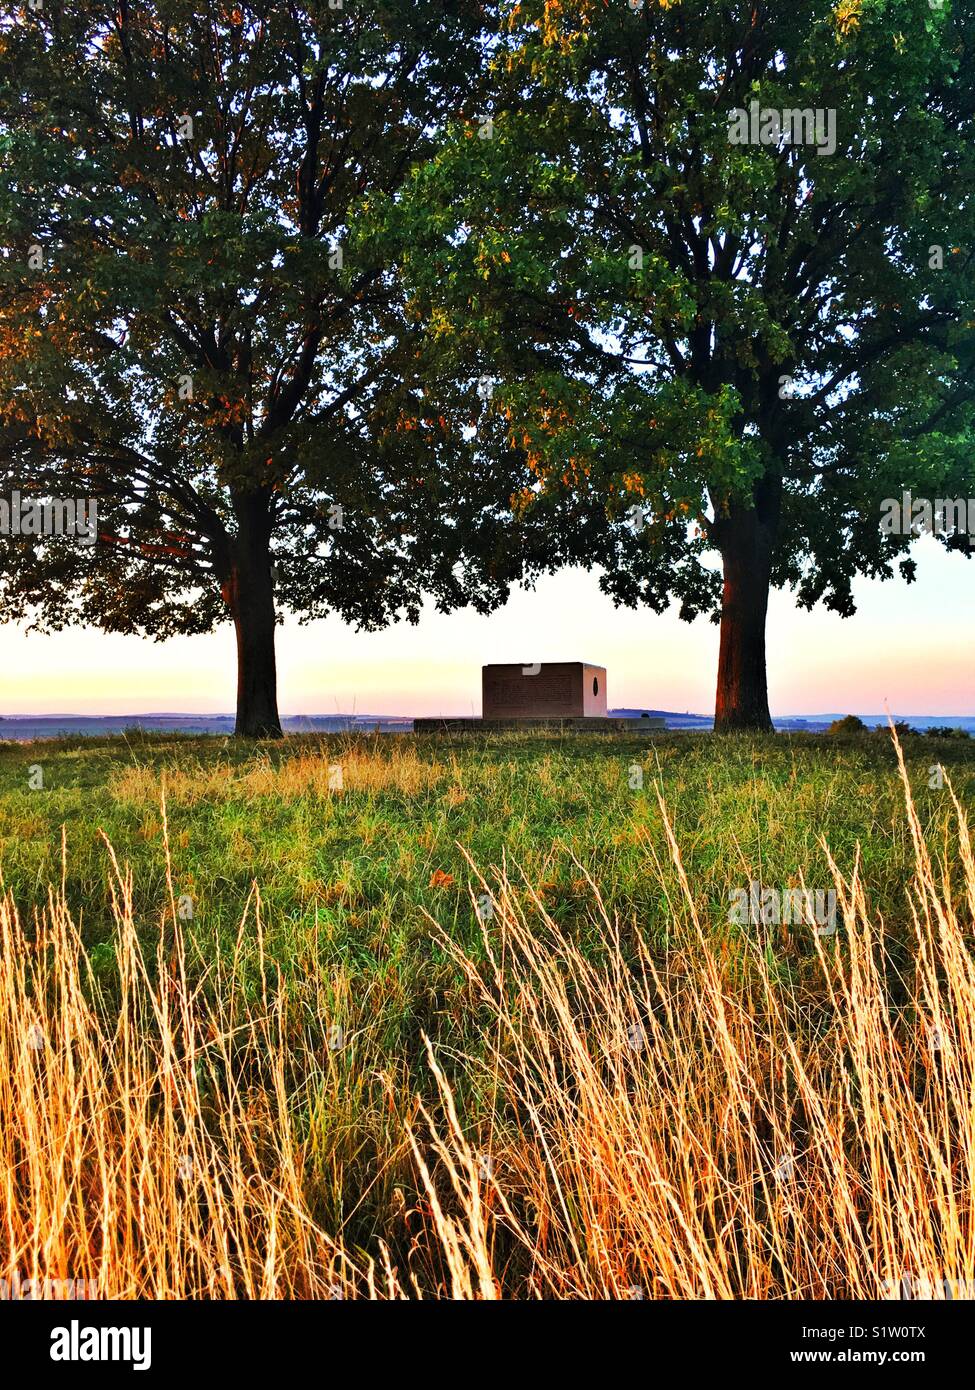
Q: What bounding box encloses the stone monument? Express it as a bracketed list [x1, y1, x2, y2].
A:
[412, 661, 665, 732]
[482, 662, 607, 719]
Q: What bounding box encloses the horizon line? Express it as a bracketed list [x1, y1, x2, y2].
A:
[3, 709, 975, 722]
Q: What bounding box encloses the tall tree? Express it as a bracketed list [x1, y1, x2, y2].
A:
[0, 0, 542, 735]
[395, 0, 975, 729]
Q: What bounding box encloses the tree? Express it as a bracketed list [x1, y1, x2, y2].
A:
[0, 0, 543, 735]
[395, 0, 975, 729]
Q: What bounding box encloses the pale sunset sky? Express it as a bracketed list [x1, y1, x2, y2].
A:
[2, 532, 972, 718]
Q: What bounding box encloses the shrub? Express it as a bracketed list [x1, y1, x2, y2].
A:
[827, 715, 867, 735]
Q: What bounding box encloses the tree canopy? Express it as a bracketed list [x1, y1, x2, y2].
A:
[390, 0, 975, 727]
[0, 0, 548, 734]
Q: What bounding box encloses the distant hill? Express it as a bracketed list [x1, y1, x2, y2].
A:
[1, 710, 972, 741]
[610, 710, 975, 733]
[610, 707, 713, 728]
[0, 713, 413, 740]
[610, 708, 822, 730]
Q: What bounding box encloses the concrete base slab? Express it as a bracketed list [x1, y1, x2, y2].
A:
[412, 717, 666, 734]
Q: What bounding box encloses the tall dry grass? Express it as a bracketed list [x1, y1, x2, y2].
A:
[110, 743, 447, 806]
[1, 737, 972, 1298]
[0, 814, 407, 1299]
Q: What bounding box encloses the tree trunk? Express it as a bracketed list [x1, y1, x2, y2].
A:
[225, 495, 283, 739]
[713, 483, 779, 734]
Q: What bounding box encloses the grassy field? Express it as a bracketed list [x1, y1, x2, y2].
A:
[1, 728, 974, 1298]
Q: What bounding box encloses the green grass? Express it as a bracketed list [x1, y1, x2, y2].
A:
[2, 727, 970, 950]
[2, 727, 973, 1249]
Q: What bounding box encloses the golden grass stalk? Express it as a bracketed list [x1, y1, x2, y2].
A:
[410, 738, 975, 1299]
[1, 739, 972, 1299]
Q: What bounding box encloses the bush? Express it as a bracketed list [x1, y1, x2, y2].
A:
[827, 715, 867, 735]
[926, 726, 971, 739]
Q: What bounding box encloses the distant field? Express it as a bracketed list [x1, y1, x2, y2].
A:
[0, 713, 414, 739]
[3, 710, 974, 739]
[1, 730, 974, 1298]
